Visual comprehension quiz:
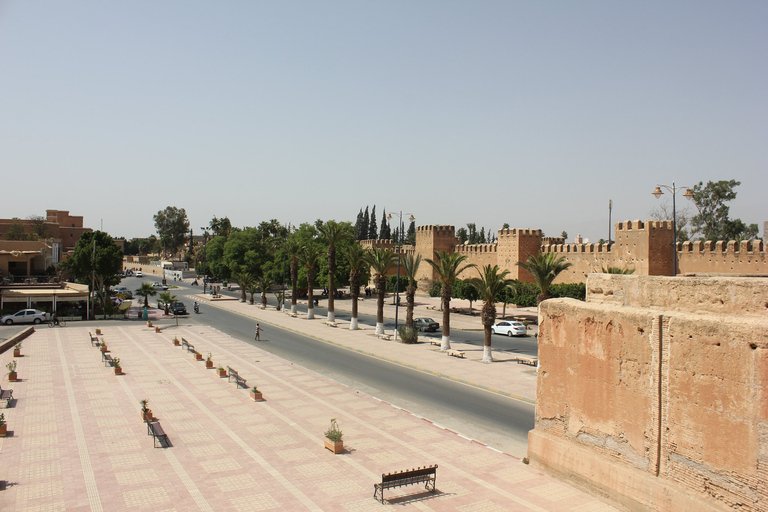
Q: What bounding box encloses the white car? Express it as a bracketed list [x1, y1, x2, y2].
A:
[152, 282, 168, 290]
[1, 309, 51, 325]
[491, 320, 527, 337]
[135, 271, 143, 278]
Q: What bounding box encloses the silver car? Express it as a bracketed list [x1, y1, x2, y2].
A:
[1, 309, 51, 325]
[491, 320, 527, 337]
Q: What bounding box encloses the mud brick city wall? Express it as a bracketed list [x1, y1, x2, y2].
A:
[528, 275, 768, 512]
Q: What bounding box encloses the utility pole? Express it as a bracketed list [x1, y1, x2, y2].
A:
[608, 199, 612, 245]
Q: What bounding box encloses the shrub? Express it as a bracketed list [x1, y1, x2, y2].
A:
[429, 281, 442, 297]
[324, 418, 343, 442]
[397, 325, 418, 344]
[551, 283, 586, 301]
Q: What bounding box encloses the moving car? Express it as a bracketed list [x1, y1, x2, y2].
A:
[491, 320, 527, 337]
[413, 317, 440, 332]
[135, 271, 143, 277]
[1, 309, 51, 325]
[169, 301, 187, 315]
[152, 282, 168, 290]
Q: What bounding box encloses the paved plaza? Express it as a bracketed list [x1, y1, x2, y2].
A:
[0, 302, 619, 511]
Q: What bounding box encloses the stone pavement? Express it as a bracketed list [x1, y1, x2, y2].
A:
[0, 323, 619, 511]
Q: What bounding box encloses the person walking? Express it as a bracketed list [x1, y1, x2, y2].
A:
[254, 323, 261, 341]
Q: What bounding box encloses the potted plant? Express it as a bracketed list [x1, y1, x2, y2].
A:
[249, 385, 263, 401]
[140, 399, 153, 422]
[155, 326, 161, 333]
[173, 336, 180, 346]
[324, 418, 344, 454]
[0, 412, 6, 437]
[95, 328, 102, 335]
[195, 351, 203, 361]
[205, 353, 214, 369]
[113, 358, 123, 375]
[100, 342, 109, 353]
[6, 361, 18, 382]
[217, 367, 227, 378]
[147, 320, 153, 328]
[13, 342, 22, 358]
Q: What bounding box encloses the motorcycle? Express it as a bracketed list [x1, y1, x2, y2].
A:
[193, 303, 200, 314]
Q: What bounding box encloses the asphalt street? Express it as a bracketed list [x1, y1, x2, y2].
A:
[123, 275, 536, 455]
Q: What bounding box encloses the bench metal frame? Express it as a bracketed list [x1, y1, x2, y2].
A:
[227, 366, 248, 389]
[147, 420, 169, 448]
[374, 465, 437, 503]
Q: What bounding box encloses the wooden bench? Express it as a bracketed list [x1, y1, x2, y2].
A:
[147, 420, 170, 448]
[513, 356, 538, 366]
[373, 465, 437, 503]
[0, 385, 13, 408]
[181, 338, 196, 353]
[429, 340, 441, 347]
[89, 332, 99, 345]
[102, 353, 114, 367]
[227, 366, 248, 389]
[378, 333, 393, 341]
[446, 349, 465, 359]
[324, 321, 338, 328]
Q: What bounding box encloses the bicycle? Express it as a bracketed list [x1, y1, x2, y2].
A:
[48, 318, 67, 327]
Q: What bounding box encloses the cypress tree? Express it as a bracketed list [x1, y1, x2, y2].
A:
[362, 207, 370, 240]
[406, 220, 416, 245]
[368, 206, 378, 239]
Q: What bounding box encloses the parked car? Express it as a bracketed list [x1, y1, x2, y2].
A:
[491, 320, 527, 337]
[169, 301, 187, 315]
[1, 309, 51, 325]
[152, 282, 168, 290]
[413, 317, 440, 332]
[135, 271, 143, 277]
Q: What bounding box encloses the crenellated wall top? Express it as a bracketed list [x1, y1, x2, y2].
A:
[679, 239, 765, 253]
[616, 220, 673, 231]
[455, 243, 498, 254]
[541, 242, 612, 254]
[497, 228, 543, 237]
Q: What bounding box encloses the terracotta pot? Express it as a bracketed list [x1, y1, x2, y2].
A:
[155, 326, 161, 333]
[173, 339, 180, 346]
[8, 371, 17, 382]
[0, 424, 6, 437]
[206, 360, 213, 369]
[13, 349, 21, 357]
[250, 391, 263, 401]
[114, 367, 123, 375]
[95, 328, 102, 335]
[101, 346, 108, 353]
[195, 353, 203, 361]
[218, 369, 227, 378]
[324, 438, 344, 454]
[142, 410, 154, 422]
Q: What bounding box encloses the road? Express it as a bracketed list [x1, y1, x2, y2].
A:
[123, 275, 535, 455]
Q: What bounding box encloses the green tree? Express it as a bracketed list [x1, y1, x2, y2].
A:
[365, 247, 396, 335]
[425, 251, 476, 350]
[282, 235, 302, 314]
[208, 216, 232, 238]
[368, 206, 378, 239]
[690, 180, 758, 241]
[318, 220, 353, 322]
[517, 253, 573, 304]
[403, 253, 421, 329]
[344, 243, 368, 330]
[28, 215, 48, 239]
[154, 206, 190, 258]
[405, 219, 416, 245]
[63, 231, 123, 319]
[231, 270, 254, 303]
[5, 219, 28, 241]
[469, 265, 513, 363]
[158, 291, 176, 315]
[135, 282, 157, 308]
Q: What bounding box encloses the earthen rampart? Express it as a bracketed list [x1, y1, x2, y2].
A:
[529, 274, 768, 512]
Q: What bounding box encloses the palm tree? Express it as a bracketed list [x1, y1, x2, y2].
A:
[246, 281, 259, 305]
[403, 253, 422, 329]
[300, 243, 322, 320]
[344, 244, 367, 330]
[600, 265, 635, 274]
[158, 291, 177, 315]
[135, 282, 156, 308]
[469, 265, 512, 363]
[318, 220, 352, 323]
[518, 253, 573, 304]
[425, 251, 476, 350]
[257, 274, 272, 309]
[284, 236, 301, 315]
[232, 270, 254, 303]
[364, 247, 396, 335]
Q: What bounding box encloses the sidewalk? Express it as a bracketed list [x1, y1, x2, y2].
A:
[0, 323, 617, 511]
[193, 293, 540, 406]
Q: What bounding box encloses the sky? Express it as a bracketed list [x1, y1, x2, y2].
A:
[1, 1, 766, 241]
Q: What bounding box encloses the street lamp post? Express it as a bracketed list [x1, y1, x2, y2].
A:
[652, 183, 694, 276]
[386, 211, 415, 341]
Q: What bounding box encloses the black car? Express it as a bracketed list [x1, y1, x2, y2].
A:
[413, 317, 440, 332]
[170, 301, 188, 315]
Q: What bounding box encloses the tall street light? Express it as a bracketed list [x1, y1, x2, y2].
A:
[386, 211, 415, 341]
[652, 183, 694, 276]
